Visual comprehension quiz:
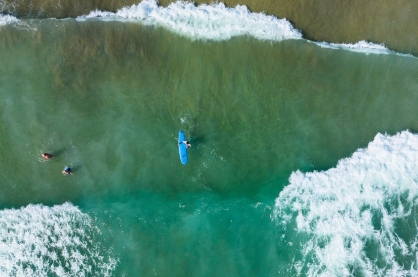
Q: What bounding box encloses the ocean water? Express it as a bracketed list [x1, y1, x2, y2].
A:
[1, 1, 418, 276]
[1, 0, 418, 54]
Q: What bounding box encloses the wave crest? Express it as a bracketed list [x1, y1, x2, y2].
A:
[0, 14, 19, 26]
[274, 131, 418, 276]
[78, 0, 302, 41]
[0, 202, 117, 276]
[313, 40, 414, 57]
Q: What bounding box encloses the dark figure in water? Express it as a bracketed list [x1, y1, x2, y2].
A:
[181, 140, 191, 148]
[62, 166, 73, 175]
[42, 153, 54, 160]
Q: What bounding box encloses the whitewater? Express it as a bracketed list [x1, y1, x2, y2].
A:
[0, 0, 406, 56]
[76, 0, 417, 57]
[274, 131, 418, 276]
[0, 203, 117, 276]
[0, 14, 19, 26]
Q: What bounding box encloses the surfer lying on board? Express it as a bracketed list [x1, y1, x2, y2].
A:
[62, 166, 74, 175]
[179, 140, 191, 148]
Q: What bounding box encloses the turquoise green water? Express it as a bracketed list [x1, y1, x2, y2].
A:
[1, 20, 418, 276]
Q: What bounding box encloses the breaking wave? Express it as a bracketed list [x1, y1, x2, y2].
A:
[313, 40, 414, 57]
[0, 202, 118, 276]
[77, 0, 302, 42]
[274, 131, 418, 276]
[0, 14, 19, 26]
[75, 0, 413, 56]
[2, 0, 410, 56]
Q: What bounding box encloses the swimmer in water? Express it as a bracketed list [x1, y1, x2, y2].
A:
[62, 166, 73, 175]
[42, 153, 54, 160]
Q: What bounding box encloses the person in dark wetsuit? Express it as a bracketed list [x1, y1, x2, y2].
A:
[62, 166, 73, 175]
[180, 140, 191, 148]
[42, 153, 54, 160]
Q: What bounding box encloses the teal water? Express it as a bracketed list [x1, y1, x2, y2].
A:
[1, 19, 418, 276]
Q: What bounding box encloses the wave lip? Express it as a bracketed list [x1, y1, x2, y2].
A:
[274, 130, 418, 276]
[78, 0, 302, 41]
[0, 14, 19, 26]
[313, 40, 415, 57]
[0, 202, 117, 276]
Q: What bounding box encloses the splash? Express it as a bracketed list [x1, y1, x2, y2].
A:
[0, 203, 118, 276]
[78, 0, 302, 42]
[274, 131, 418, 276]
[0, 14, 19, 26]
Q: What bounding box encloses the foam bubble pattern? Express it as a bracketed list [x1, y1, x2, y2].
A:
[80, 0, 302, 41]
[0, 14, 19, 26]
[0, 203, 117, 276]
[274, 131, 418, 276]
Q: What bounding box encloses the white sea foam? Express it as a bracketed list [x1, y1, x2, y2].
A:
[274, 131, 418, 276]
[313, 40, 414, 57]
[76, 0, 414, 56]
[78, 0, 302, 41]
[0, 202, 117, 276]
[0, 14, 19, 26]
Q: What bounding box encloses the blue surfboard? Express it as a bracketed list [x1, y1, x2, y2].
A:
[178, 130, 188, 164]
